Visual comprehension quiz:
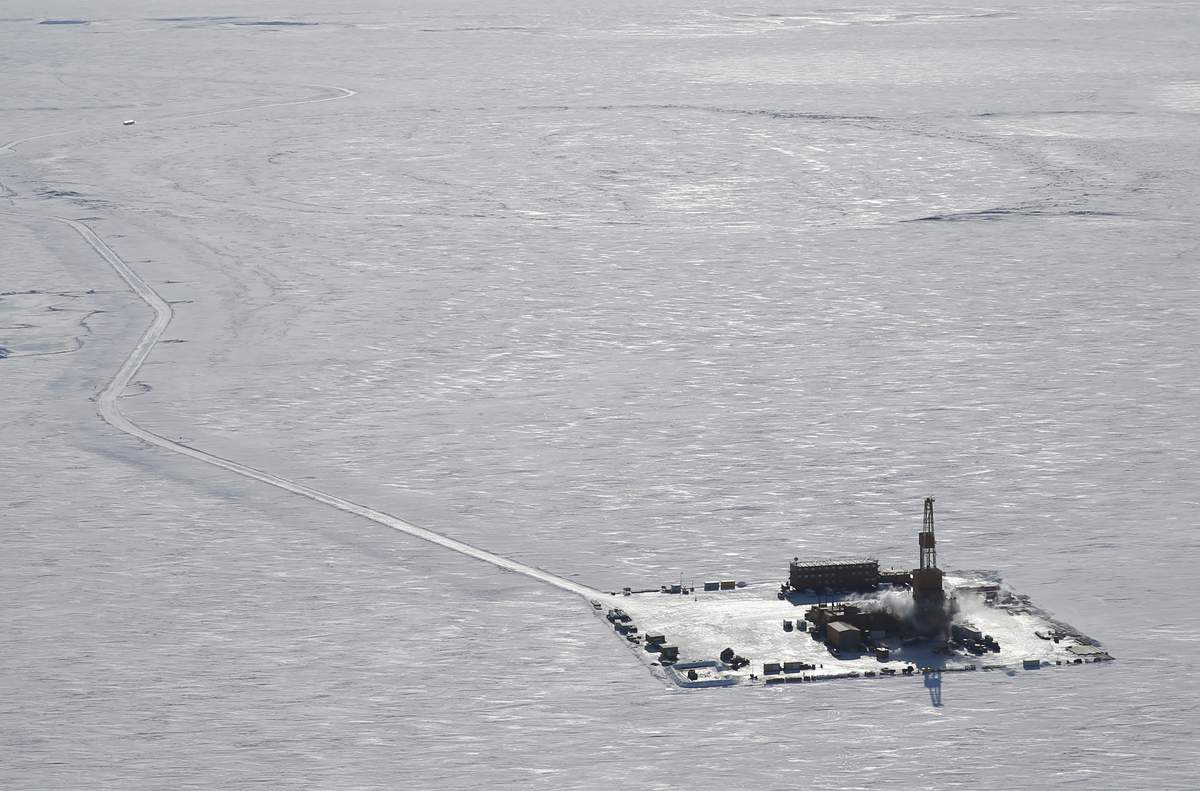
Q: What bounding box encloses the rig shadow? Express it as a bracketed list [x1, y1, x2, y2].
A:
[924, 669, 943, 707]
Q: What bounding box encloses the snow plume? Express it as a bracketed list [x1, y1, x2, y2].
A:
[951, 589, 993, 624]
[851, 588, 916, 622]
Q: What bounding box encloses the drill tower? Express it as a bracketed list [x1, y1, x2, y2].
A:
[911, 496, 946, 625]
[920, 496, 937, 571]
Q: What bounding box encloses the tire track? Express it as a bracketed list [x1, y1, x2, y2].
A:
[0, 84, 605, 601]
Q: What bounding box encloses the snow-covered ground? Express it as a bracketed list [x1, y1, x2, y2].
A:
[3, 1, 1200, 789]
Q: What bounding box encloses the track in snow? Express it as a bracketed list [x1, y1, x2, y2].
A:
[0, 85, 604, 602]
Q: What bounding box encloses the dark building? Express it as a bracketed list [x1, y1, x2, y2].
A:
[805, 603, 867, 629]
[805, 602, 901, 634]
[826, 621, 862, 652]
[912, 567, 944, 606]
[950, 624, 982, 644]
[789, 558, 880, 591]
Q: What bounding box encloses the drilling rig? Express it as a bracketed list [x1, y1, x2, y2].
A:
[911, 496, 948, 635]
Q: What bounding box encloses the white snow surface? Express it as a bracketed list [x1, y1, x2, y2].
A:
[3, 1, 1199, 789]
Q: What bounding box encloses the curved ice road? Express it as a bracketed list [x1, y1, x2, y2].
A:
[0, 86, 604, 601]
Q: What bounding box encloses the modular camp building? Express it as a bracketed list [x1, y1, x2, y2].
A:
[789, 558, 879, 591]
